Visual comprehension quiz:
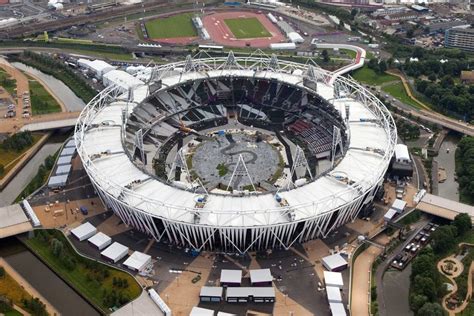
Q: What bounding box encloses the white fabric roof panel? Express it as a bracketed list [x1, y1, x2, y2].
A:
[101, 242, 129, 263]
[123, 251, 152, 271]
[60, 147, 75, 156]
[220, 269, 242, 284]
[324, 271, 344, 288]
[394, 144, 410, 161]
[71, 222, 97, 241]
[65, 139, 76, 148]
[87, 232, 112, 250]
[48, 174, 68, 188]
[55, 164, 71, 175]
[57, 155, 73, 165]
[250, 269, 273, 283]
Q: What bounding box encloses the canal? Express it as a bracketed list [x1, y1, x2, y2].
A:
[381, 264, 413, 316]
[435, 133, 461, 202]
[12, 62, 86, 112]
[0, 237, 100, 316]
[0, 142, 62, 207]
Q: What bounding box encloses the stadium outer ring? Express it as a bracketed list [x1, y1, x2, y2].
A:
[75, 54, 397, 253]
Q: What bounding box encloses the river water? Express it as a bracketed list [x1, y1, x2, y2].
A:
[0, 237, 99, 316]
[0, 142, 62, 207]
[12, 62, 86, 112]
[434, 133, 461, 202]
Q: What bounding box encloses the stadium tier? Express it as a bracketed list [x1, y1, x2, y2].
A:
[75, 53, 396, 253]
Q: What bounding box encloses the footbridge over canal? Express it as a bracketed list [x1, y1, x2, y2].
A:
[416, 193, 474, 224]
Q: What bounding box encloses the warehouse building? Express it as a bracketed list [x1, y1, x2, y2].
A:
[225, 287, 275, 303]
[199, 286, 223, 302]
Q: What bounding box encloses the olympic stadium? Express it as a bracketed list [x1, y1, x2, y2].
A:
[74, 52, 397, 253]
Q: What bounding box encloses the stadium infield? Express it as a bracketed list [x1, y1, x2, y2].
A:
[145, 13, 197, 39]
[224, 17, 271, 39]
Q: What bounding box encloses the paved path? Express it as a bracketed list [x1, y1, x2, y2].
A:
[351, 245, 382, 316]
[0, 258, 60, 316]
[438, 243, 474, 315]
[0, 57, 30, 121]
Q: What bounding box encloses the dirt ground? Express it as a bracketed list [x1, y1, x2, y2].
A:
[32, 197, 106, 229]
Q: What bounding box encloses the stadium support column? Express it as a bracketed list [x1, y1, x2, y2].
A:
[331, 126, 343, 168]
[227, 154, 256, 191]
[133, 129, 146, 164]
[288, 145, 313, 188]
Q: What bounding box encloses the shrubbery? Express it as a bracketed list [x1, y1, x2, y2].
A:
[1, 131, 34, 152]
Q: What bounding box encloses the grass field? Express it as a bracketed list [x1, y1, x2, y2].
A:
[0, 270, 33, 307]
[25, 230, 141, 313]
[351, 66, 398, 85]
[382, 81, 421, 108]
[224, 17, 271, 39]
[0, 133, 42, 180]
[29, 79, 61, 115]
[145, 13, 197, 39]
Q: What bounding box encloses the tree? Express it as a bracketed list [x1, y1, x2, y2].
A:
[413, 275, 437, 301]
[0, 164, 4, 176]
[406, 28, 414, 38]
[409, 294, 428, 312]
[417, 302, 445, 316]
[453, 213, 472, 236]
[321, 49, 330, 63]
[379, 60, 387, 74]
[432, 225, 457, 254]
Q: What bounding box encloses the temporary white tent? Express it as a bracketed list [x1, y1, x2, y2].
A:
[323, 271, 344, 288]
[220, 269, 242, 286]
[322, 254, 348, 272]
[57, 155, 73, 165]
[384, 208, 398, 222]
[48, 174, 68, 188]
[71, 222, 97, 241]
[64, 139, 76, 148]
[61, 147, 76, 156]
[123, 251, 152, 272]
[55, 164, 71, 175]
[87, 232, 112, 250]
[329, 302, 347, 316]
[101, 242, 129, 263]
[326, 286, 342, 303]
[250, 268, 273, 285]
[392, 199, 407, 213]
[190, 306, 214, 316]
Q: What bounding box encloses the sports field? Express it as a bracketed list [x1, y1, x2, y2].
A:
[145, 13, 197, 39]
[224, 17, 271, 39]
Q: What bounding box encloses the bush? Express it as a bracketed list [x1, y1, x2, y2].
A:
[1, 131, 34, 152]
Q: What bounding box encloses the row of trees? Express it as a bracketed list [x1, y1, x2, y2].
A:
[1, 131, 34, 152]
[455, 136, 474, 204]
[16, 153, 56, 201]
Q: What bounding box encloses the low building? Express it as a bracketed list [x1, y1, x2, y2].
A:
[225, 287, 275, 303]
[101, 242, 129, 263]
[220, 269, 242, 287]
[87, 232, 112, 250]
[392, 199, 407, 213]
[123, 251, 152, 272]
[200, 286, 223, 302]
[391, 144, 413, 177]
[323, 271, 344, 289]
[445, 27, 474, 52]
[384, 208, 398, 222]
[71, 222, 97, 241]
[55, 164, 71, 175]
[48, 174, 68, 189]
[322, 254, 348, 272]
[103, 70, 144, 92]
[250, 268, 273, 286]
[461, 71, 474, 84]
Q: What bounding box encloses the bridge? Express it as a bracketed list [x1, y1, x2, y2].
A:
[0, 204, 32, 238]
[20, 117, 79, 132]
[416, 193, 474, 224]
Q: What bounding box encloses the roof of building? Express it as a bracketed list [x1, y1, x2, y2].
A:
[384, 208, 398, 220]
[48, 174, 68, 187]
[65, 139, 76, 148]
[57, 155, 73, 165]
[329, 302, 347, 316]
[123, 251, 151, 271]
[103, 70, 144, 91]
[0, 204, 29, 228]
[88, 60, 116, 73]
[101, 242, 129, 261]
[60, 147, 76, 156]
[190, 307, 214, 316]
[88, 232, 111, 248]
[71, 222, 97, 240]
[220, 269, 242, 284]
[323, 271, 344, 286]
[226, 287, 275, 298]
[55, 164, 71, 175]
[250, 268, 272, 283]
[217, 312, 236, 316]
[200, 286, 223, 297]
[394, 144, 410, 161]
[417, 193, 474, 222]
[322, 254, 348, 270]
[392, 199, 407, 211]
[326, 286, 342, 302]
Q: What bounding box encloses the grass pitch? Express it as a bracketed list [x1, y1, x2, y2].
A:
[145, 13, 197, 39]
[224, 17, 271, 39]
